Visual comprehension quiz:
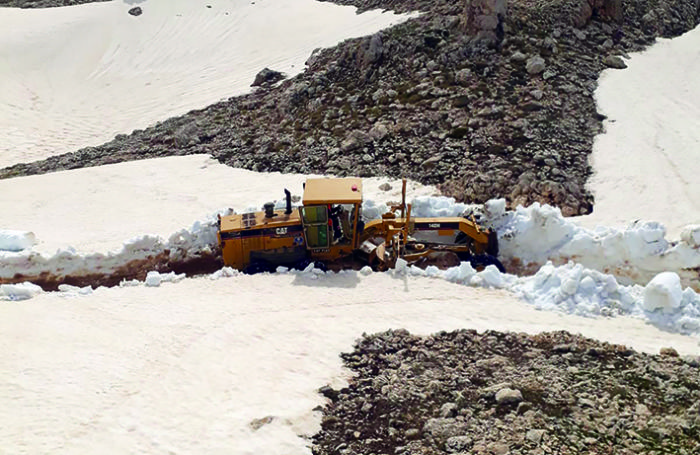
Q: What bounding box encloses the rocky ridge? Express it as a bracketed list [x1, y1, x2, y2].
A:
[1, 0, 699, 216]
[0, 0, 108, 7]
[311, 329, 700, 455]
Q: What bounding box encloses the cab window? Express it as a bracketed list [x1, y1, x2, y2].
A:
[301, 205, 329, 248]
[301, 205, 328, 224]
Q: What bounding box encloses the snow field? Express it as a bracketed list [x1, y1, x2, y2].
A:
[2, 272, 697, 454]
[0, 0, 414, 168]
[580, 26, 700, 238]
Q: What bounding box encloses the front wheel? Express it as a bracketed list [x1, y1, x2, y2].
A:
[294, 258, 327, 272]
[243, 260, 273, 275]
[469, 254, 506, 273]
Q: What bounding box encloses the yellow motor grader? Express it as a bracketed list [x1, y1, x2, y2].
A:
[217, 177, 504, 274]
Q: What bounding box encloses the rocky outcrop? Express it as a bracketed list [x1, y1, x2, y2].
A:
[251, 67, 286, 87]
[312, 329, 700, 455]
[0, 0, 109, 7]
[463, 0, 507, 44]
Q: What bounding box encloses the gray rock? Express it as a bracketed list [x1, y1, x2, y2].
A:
[604, 55, 627, 69]
[526, 56, 545, 75]
[249, 415, 274, 430]
[251, 68, 286, 87]
[511, 51, 527, 62]
[422, 155, 442, 169]
[423, 417, 469, 440]
[495, 387, 523, 404]
[440, 402, 459, 418]
[445, 435, 472, 452]
[487, 441, 510, 455]
[128, 6, 142, 16]
[454, 68, 473, 85]
[341, 130, 371, 152]
[369, 123, 389, 141]
[363, 33, 384, 66]
[526, 429, 546, 444]
[405, 428, 421, 439]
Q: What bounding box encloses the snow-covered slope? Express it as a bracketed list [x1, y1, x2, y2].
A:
[578, 26, 700, 238]
[0, 0, 412, 168]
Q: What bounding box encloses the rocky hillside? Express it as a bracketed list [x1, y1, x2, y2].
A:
[1, 0, 699, 216]
[0, 0, 108, 7]
[312, 329, 700, 455]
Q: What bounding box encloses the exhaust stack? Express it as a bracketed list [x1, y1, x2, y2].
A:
[284, 189, 292, 215]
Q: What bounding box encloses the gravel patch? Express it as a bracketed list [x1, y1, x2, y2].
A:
[312, 329, 700, 455]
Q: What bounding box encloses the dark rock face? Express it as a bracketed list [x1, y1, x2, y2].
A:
[1, 0, 699, 217]
[312, 329, 700, 455]
[0, 0, 109, 6]
[251, 68, 286, 87]
[128, 6, 142, 17]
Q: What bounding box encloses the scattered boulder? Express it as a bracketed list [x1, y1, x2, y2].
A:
[510, 51, 527, 62]
[463, 0, 507, 43]
[604, 55, 628, 69]
[340, 130, 371, 152]
[128, 6, 142, 16]
[525, 55, 545, 74]
[495, 387, 523, 404]
[368, 123, 389, 141]
[445, 435, 473, 452]
[251, 68, 286, 87]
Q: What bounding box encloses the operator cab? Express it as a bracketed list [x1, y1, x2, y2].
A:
[300, 178, 364, 255]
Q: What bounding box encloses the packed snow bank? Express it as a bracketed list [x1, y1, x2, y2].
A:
[0, 230, 35, 252]
[403, 260, 700, 335]
[0, 217, 220, 285]
[0, 0, 414, 167]
[3, 183, 700, 334]
[373, 195, 700, 290]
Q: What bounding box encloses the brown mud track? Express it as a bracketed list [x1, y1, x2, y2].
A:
[1, 252, 224, 291]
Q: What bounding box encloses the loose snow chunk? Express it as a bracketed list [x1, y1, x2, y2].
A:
[57, 284, 93, 295]
[484, 198, 507, 219]
[643, 272, 683, 312]
[210, 267, 239, 279]
[681, 225, 700, 247]
[410, 196, 466, 217]
[471, 265, 506, 288]
[144, 271, 184, 287]
[145, 271, 162, 287]
[359, 266, 373, 276]
[1, 282, 42, 301]
[0, 230, 36, 252]
[443, 262, 477, 283]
